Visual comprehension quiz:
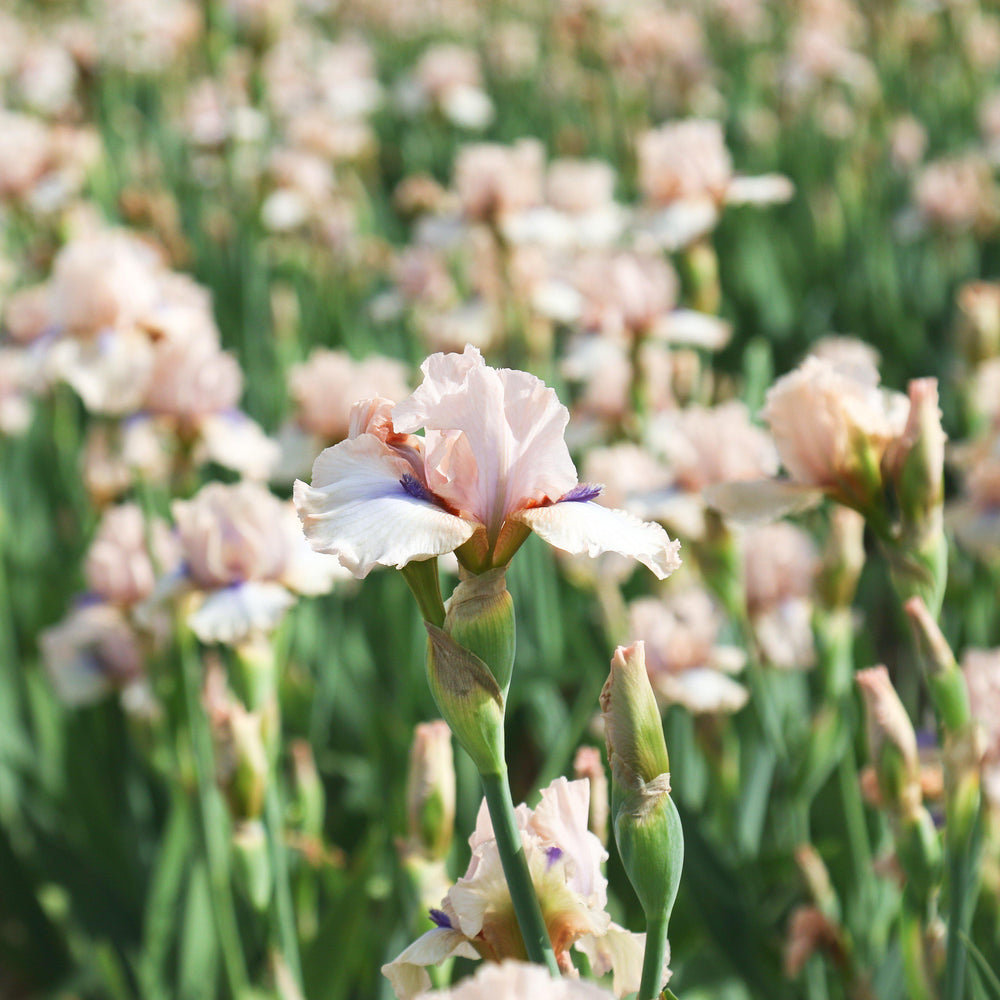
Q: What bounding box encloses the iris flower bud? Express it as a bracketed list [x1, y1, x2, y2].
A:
[600, 643, 683, 930]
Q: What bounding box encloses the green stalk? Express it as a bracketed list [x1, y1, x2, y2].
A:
[178, 629, 249, 998]
[943, 812, 983, 1000]
[479, 768, 560, 975]
[266, 781, 303, 992]
[900, 891, 937, 1000]
[638, 914, 669, 1000]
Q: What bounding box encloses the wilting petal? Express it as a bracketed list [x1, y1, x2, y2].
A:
[294, 435, 474, 577]
[381, 927, 479, 1000]
[187, 582, 295, 645]
[575, 921, 661, 999]
[703, 479, 824, 524]
[514, 501, 681, 580]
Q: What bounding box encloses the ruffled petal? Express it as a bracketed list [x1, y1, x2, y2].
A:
[393, 346, 578, 532]
[293, 435, 474, 578]
[186, 582, 294, 645]
[513, 501, 681, 580]
[575, 922, 667, 999]
[381, 927, 480, 1000]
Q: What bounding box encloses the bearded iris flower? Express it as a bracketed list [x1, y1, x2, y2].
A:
[294, 345, 680, 579]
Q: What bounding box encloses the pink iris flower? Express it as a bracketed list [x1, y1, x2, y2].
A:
[294, 346, 680, 579]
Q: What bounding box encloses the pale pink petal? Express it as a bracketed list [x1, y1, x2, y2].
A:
[529, 778, 607, 904]
[655, 667, 749, 715]
[293, 436, 474, 578]
[393, 346, 578, 537]
[725, 173, 795, 205]
[381, 927, 479, 1000]
[513, 502, 681, 580]
[575, 921, 663, 999]
[702, 479, 824, 523]
[187, 582, 294, 644]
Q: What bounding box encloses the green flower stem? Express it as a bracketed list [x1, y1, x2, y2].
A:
[178, 628, 250, 998]
[479, 768, 560, 976]
[266, 781, 303, 991]
[899, 891, 937, 1000]
[943, 812, 983, 1000]
[638, 914, 669, 1000]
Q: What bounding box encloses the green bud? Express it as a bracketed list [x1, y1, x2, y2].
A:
[896, 808, 943, 901]
[856, 667, 922, 820]
[601, 643, 683, 927]
[405, 720, 455, 861]
[904, 597, 972, 733]
[614, 774, 684, 926]
[817, 509, 866, 611]
[289, 739, 325, 839]
[444, 568, 516, 696]
[884, 380, 946, 531]
[232, 819, 271, 911]
[425, 623, 505, 775]
[600, 643, 670, 790]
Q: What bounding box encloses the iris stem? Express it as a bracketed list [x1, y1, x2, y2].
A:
[178, 627, 249, 998]
[266, 781, 303, 991]
[479, 768, 560, 975]
[638, 914, 669, 1000]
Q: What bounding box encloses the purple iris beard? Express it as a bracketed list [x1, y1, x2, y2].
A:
[545, 845, 564, 868]
[429, 908, 453, 929]
[559, 482, 603, 503]
[400, 473, 438, 504]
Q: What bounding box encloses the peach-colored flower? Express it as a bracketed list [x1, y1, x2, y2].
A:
[914, 154, 998, 233]
[648, 401, 779, 494]
[172, 481, 348, 643]
[426, 959, 616, 998]
[289, 349, 410, 441]
[743, 521, 819, 669]
[296, 346, 680, 578]
[453, 139, 545, 222]
[40, 601, 145, 706]
[628, 588, 747, 713]
[84, 503, 180, 607]
[382, 778, 648, 1000]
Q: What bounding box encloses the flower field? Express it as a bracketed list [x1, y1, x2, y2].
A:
[1, 1, 999, 998]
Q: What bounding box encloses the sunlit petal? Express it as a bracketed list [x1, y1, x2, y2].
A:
[294, 435, 474, 578]
[514, 501, 681, 580]
[381, 927, 479, 1000]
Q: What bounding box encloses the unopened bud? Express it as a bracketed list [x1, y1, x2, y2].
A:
[232, 819, 271, 911]
[956, 281, 1000, 366]
[817, 508, 865, 610]
[884, 379, 946, 527]
[204, 665, 269, 821]
[856, 667, 922, 819]
[290, 740, 325, 839]
[443, 569, 516, 696]
[405, 720, 456, 861]
[601, 643, 670, 791]
[601, 643, 683, 928]
[904, 597, 972, 733]
[425, 623, 505, 775]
